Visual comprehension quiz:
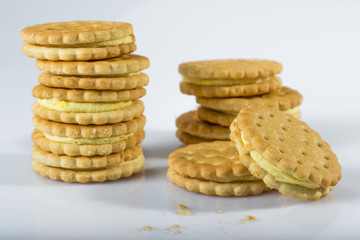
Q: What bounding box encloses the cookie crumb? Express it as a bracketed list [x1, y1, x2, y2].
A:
[178, 204, 186, 209]
[246, 215, 256, 220]
[178, 209, 194, 216]
[218, 210, 223, 214]
[142, 226, 154, 231]
[240, 220, 245, 224]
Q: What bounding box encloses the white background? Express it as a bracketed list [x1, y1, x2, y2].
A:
[0, 0, 359, 239]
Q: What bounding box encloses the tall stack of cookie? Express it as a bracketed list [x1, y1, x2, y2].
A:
[21, 21, 149, 183]
[176, 59, 303, 145]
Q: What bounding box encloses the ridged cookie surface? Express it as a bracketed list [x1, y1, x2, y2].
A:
[36, 54, 149, 76]
[176, 111, 230, 140]
[21, 21, 133, 45]
[179, 59, 282, 79]
[197, 87, 302, 112]
[38, 72, 149, 90]
[230, 105, 341, 200]
[180, 76, 281, 97]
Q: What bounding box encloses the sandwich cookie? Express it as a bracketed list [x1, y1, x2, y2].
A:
[230, 105, 341, 200]
[21, 21, 136, 60]
[32, 115, 146, 156]
[36, 54, 149, 76]
[32, 153, 145, 183]
[32, 84, 145, 125]
[167, 141, 270, 196]
[176, 111, 230, 144]
[197, 87, 302, 127]
[38, 72, 149, 90]
[179, 59, 282, 97]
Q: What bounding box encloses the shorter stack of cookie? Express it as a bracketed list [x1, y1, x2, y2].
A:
[168, 106, 342, 200]
[175, 59, 303, 145]
[21, 21, 149, 183]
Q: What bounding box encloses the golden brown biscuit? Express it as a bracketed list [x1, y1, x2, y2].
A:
[197, 87, 302, 113]
[33, 84, 146, 102]
[175, 130, 218, 145]
[38, 72, 149, 90]
[230, 105, 341, 200]
[21, 21, 133, 45]
[180, 76, 281, 97]
[32, 129, 145, 156]
[176, 111, 230, 140]
[32, 99, 144, 125]
[197, 105, 301, 127]
[167, 141, 269, 196]
[179, 59, 282, 79]
[36, 54, 149, 76]
[32, 153, 145, 183]
[31, 144, 143, 169]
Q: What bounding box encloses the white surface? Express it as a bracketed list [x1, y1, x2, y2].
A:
[1, 0, 360, 239]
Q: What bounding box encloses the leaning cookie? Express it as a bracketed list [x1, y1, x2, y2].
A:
[230, 105, 341, 200]
[176, 111, 230, 141]
[167, 141, 270, 196]
[175, 130, 218, 145]
[32, 153, 145, 183]
[178, 59, 282, 97]
[21, 21, 136, 60]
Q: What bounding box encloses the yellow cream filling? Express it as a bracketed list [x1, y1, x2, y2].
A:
[249, 150, 318, 189]
[37, 99, 132, 113]
[182, 76, 268, 86]
[197, 174, 259, 183]
[283, 107, 301, 119]
[55, 35, 134, 48]
[44, 132, 133, 145]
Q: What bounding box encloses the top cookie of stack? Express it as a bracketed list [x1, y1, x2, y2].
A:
[21, 21, 149, 183]
[21, 21, 136, 61]
[179, 59, 282, 98]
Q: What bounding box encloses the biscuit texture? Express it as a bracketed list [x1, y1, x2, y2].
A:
[176, 130, 218, 145]
[179, 59, 282, 79]
[21, 21, 133, 45]
[33, 84, 146, 102]
[176, 111, 230, 140]
[22, 42, 136, 61]
[180, 76, 281, 97]
[31, 143, 142, 169]
[32, 100, 144, 125]
[197, 87, 302, 112]
[33, 115, 145, 138]
[32, 154, 145, 183]
[32, 129, 145, 156]
[168, 141, 253, 180]
[167, 169, 269, 197]
[36, 54, 150, 76]
[197, 107, 236, 127]
[230, 105, 341, 200]
[38, 72, 149, 90]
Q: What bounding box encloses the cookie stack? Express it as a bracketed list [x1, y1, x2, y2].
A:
[176, 59, 303, 145]
[21, 21, 149, 183]
[168, 106, 342, 200]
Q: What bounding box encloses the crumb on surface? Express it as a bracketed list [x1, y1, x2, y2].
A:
[178, 209, 194, 216]
[240, 220, 245, 224]
[218, 210, 223, 214]
[178, 204, 186, 209]
[246, 215, 256, 220]
[142, 226, 154, 231]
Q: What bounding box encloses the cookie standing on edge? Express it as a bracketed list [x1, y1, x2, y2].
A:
[179, 59, 282, 98]
[21, 21, 137, 61]
[167, 141, 270, 196]
[230, 105, 341, 200]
